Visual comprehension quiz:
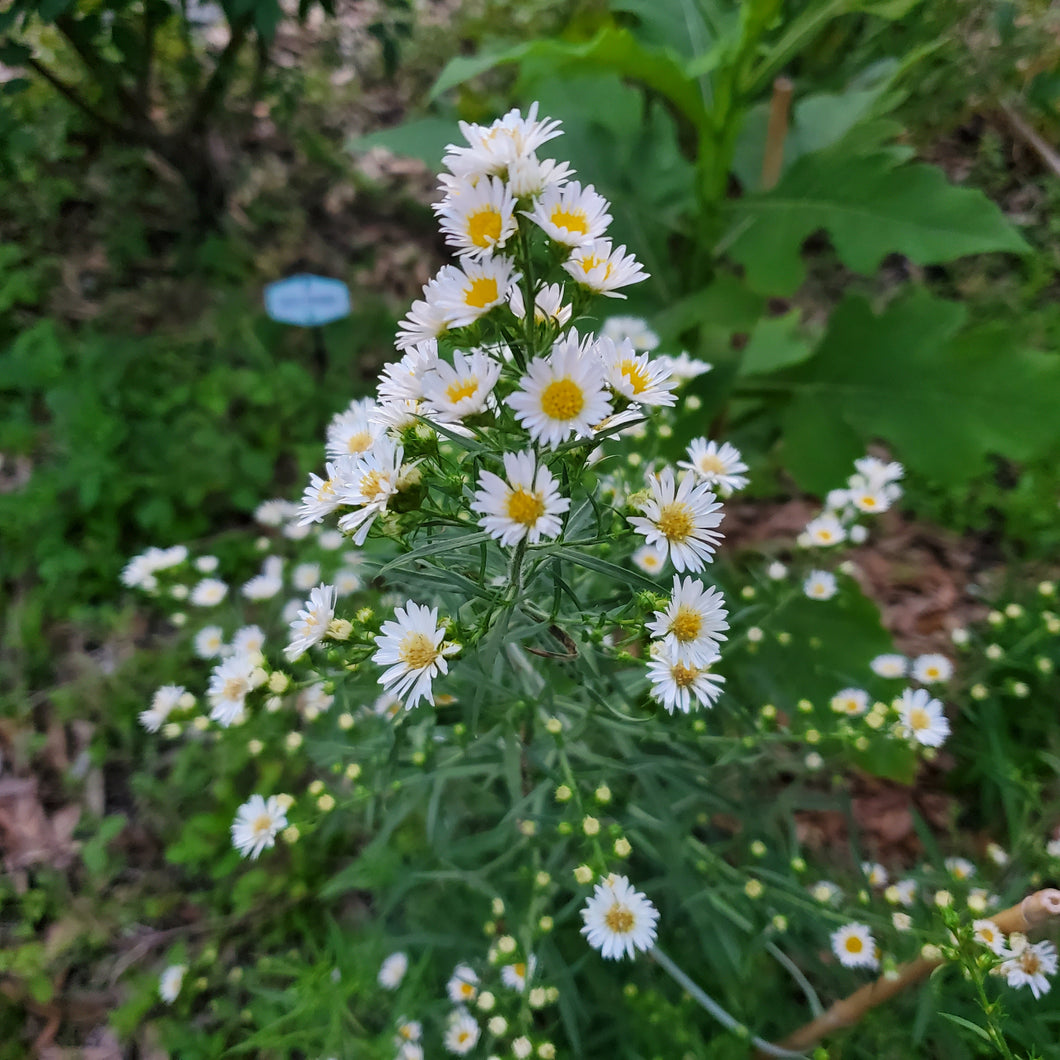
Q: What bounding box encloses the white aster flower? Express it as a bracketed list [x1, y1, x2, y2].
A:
[372, 601, 458, 709]
[471, 449, 570, 547]
[830, 687, 869, 716]
[601, 316, 660, 351]
[1001, 938, 1058, 999]
[500, 956, 536, 992]
[508, 282, 572, 326]
[292, 562, 321, 592]
[973, 919, 1007, 956]
[911, 653, 953, 684]
[254, 499, 297, 526]
[194, 625, 225, 659]
[804, 512, 847, 547]
[378, 342, 439, 405]
[508, 330, 613, 448]
[563, 238, 648, 296]
[528, 181, 611, 247]
[333, 567, 362, 596]
[646, 575, 728, 665]
[436, 175, 517, 258]
[506, 153, 574, 197]
[581, 874, 659, 960]
[298, 462, 349, 525]
[422, 349, 502, 421]
[285, 584, 337, 661]
[159, 963, 186, 1004]
[325, 397, 383, 458]
[657, 351, 712, 382]
[810, 880, 843, 904]
[207, 653, 260, 727]
[190, 578, 228, 606]
[831, 923, 879, 970]
[335, 439, 404, 545]
[194, 555, 218, 573]
[861, 861, 888, 887]
[870, 653, 907, 678]
[378, 951, 408, 990]
[632, 543, 668, 576]
[944, 856, 975, 880]
[678, 439, 749, 497]
[443, 1009, 480, 1055]
[430, 257, 518, 329]
[231, 794, 288, 859]
[396, 284, 452, 350]
[628, 467, 724, 573]
[443, 102, 563, 180]
[803, 570, 837, 600]
[891, 879, 917, 907]
[395, 1018, 422, 1043]
[446, 964, 479, 1004]
[646, 643, 724, 713]
[895, 687, 950, 747]
[242, 571, 283, 600]
[140, 684, 186, 733]
[597, 336, 676, 407]
[398, 1045, 424, 1060]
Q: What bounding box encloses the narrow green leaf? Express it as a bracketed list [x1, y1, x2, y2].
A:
[548, 546, 663, 592]
[376, 531, 491, 577]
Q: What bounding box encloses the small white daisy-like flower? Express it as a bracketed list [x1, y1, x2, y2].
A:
[292, 562, 321, 591]
[190, 577, 228, 606]
[646, 643, 724, 713]
[326, 397, 383, 459]
[334, 567, 362, 596]
[378, 342, 440, 405]
[628, 467, 724, 573]
[890, 879, 918, 907]
[803, 570, 837, 601]
[435, 175, 517, 258]
[471, 449, 570, 547]
[431, 257, 518, 329]
[563, 238, 649, 296]
[810, 880, 843, 904]
[527, 180, 611, 247]
[444, 1009, 480, 1055]
[285, 584, 337, 661]
[581, 874, 659, 960]
[632, 543, 668, 576]
[1001, 938, 1058, 999]
[597, 336, 676, 407]
[398, 1044, 424, 1060]
[973, 919, 1007, 956]
[830, 923, 879, 970]
[911, 653, 953, 684]
[944, 856, 976, 880]
[231, 794, 288, 859]
[678, 439, 749, 497]
[207, 653, 260, 727]
[335, 439, 404, 545]
[395, 1018, 422, 1044]
[159, 963, 186, 1004]
[242, 571, 283, 600]
[140, 684, 186, 733]
[830, 688, 870, 716]
[500, 956, 536, 992]
[508, 330, 613, 448]
[646, 575, 728, 665]
[657, 351, 712, 382]
[378, 951, 408, 989]
[422, 349, 502, 421]
[895, 687, 950, 747]
[298, 462, 349, 525]
[372, 601, 458, 709]
[804, 512, 847, 548]
[194, 625, 225, 659]
[508, 282, 572, 326]
[446, 964, 479, 1004]
[443, 102, 563, 180]
[861, 861, 888, 887]
[396, 287, 452, 351]
[506, 153, 574, 197]
[254, 499, 296, 526]
[601, 316, 660, 351]
[870, 653, 907, 678]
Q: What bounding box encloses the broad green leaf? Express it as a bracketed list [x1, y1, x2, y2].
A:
[738, 310, 813, 376]
[348, 117, 458, 167]
[429, 27, 708, 134]
[725, 152, 1030, 294]
[780, 291, 1060, 488]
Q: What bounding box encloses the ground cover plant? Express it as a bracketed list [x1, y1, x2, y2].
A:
[3, 1, 1060, 1057]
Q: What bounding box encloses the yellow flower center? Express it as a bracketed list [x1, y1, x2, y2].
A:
[445, 377, 480, 404]
[359, 469, 389, 501]
[844, 936, 864, 954]
[317, 478, 335, 501]
[549, 206, 588, 235]
[506, 488, 546, 527]
[466, 207, 503, 247]
[399, 631, 439, 671]
[671, 662, 699, 688]
[1021, 951, 1042, 974]
[540, 378, 585, 421]
[816, 529, 834, 543]
[619, 358, 651, 394]
[463, 276, 499, 309]
[656, 501, 694, 543]
[222, 677, 248, 701]
[924, 667, 940, 679]
[604, 904, 635, 934]
[908, 707, 930, 731]
[697, 453, 725, 474]
[252, 813, 274, 835]
[458, 982, 474, 997]
[669, 605, 702, 642]
[457, 1031, 471, 1045]
[512, 962, 526, 978]
[347, 430, 374, 454]
[859, 494, 878, 508]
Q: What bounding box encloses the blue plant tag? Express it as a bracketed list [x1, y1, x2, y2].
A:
[264, 274, 351, 327]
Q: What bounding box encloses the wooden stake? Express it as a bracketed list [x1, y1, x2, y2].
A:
[759, 888, 1060, 1057]
[761, 77, 794, 191]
